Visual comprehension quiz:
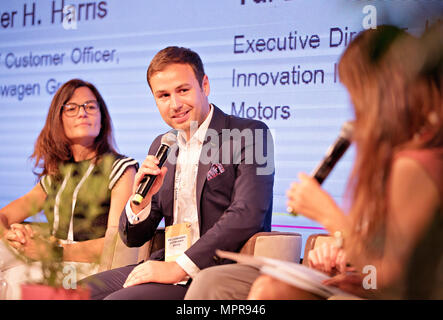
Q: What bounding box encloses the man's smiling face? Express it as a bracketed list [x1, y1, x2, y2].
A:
[150, 63, 210, 139]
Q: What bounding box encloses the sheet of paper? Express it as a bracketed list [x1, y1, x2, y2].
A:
[216, 250, 360, 299]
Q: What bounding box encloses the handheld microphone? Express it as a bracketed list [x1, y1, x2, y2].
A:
[311, 121, 354, 184]
[287, 121, 354, 214]
[132, 130, 178, 206]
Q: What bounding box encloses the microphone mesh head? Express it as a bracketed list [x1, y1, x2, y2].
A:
[161, 130, 178, 147]
[340, 121, 354, 140]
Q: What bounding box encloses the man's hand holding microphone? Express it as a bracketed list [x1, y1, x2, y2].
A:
[130, 130, 177, 214]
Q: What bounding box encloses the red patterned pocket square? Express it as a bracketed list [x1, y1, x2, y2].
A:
[207, 163, 225, 181]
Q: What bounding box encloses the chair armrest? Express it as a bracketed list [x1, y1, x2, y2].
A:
[137, 228, 165, 263]
[302, 233, 332, 266]
[99, 226, 140, 272]
[240, 231, 302, 263]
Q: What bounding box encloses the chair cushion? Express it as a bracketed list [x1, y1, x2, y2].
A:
[240, 231, 302, 263]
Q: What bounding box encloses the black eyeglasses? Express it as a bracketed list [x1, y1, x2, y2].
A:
[62, 100, 100, 117]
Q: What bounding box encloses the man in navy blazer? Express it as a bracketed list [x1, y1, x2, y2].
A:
[83, 46, 274, 300]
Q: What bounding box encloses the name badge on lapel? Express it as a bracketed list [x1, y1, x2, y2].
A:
[165, 222, 192, 262]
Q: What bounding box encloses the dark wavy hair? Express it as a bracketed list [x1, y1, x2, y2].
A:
[31, 79, 117, 177]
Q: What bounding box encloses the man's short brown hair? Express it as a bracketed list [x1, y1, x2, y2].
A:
[147, 46, 206, 89]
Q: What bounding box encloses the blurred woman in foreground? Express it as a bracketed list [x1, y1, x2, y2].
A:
[251, 24, 443, 299]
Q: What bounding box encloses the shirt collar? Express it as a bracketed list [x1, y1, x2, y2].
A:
[177, 104, 214, 147]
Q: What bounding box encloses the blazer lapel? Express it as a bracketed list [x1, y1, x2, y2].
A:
[196, 105, 227, 228]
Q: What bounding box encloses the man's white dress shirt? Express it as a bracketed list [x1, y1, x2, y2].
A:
[125, 105, 214, 279]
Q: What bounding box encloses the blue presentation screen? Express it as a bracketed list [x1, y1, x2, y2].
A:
[0, 0, 441, 250]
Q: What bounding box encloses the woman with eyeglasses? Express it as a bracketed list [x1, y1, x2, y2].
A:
[0, 79, 138, 298]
